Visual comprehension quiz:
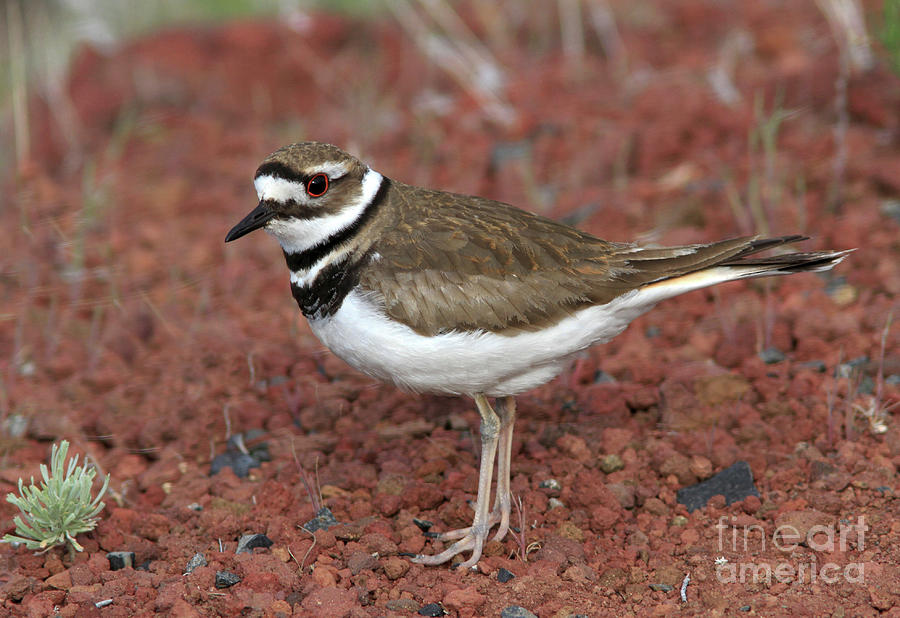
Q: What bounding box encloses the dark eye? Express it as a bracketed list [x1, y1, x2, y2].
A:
[306, 174, 329, 197]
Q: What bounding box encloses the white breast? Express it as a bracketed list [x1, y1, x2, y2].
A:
[306, 288, 657, 396]
[305, 265, 758, 396]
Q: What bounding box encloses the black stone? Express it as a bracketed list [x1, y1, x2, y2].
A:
[676, 461, 760, 512]
[413, 518, 433, 532]
[210, 431, 269, 478]
[418, 602, 446, 616]
[303, 507, 339, 532]
[798, 360, 827, 373]
[759, 347, 785, 364]
[184, 552, 207, 575]
[497, 568, 515, 583]
[106, 552, 135, 571]
[501, 607, 538, 618]
[210, 451, 259, 478]
[236, 533, 273, 554]
[215, 571, 241, 589]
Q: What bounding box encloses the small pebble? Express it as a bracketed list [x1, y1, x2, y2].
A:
[599, 453, 624, 473]
[880, 199, 900, 222]
[501, 606, 538, 618]
[594, 370, 617, 384]
[184, 552, 207, 575]
[94, 599, 113, 608]
[835, 356, 868, 378]
[538, 479, 562, 491]
[303, 507, 339, 532]
[418, 602, 446, 616]
[798, 360, 826, 373]
[649, 583, 673, 592]
[739, 606, 752, 612]
[186, 502, 203, 511]
[497, 568, 515, 583]
[413, 518, 433, 532]
[107, 552, 135, 571]
[385, 599, 420, 612]
[236, 533, 273, 554]
[759, 347, 785, 364]
[3, 414, 27, 438]
[215, 571, 241, 589]
[548, 497, 565, 510]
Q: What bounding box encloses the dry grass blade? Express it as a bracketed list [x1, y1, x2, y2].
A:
[385, 0, 515, 125]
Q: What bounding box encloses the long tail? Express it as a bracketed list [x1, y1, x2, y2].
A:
[632, 235, 852, 303]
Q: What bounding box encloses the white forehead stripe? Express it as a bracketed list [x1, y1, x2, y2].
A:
[265, 167, 384, 255]
[254, 175, 304, 204]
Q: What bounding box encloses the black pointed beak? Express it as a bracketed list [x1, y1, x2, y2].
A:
[225, 202, 276, 242]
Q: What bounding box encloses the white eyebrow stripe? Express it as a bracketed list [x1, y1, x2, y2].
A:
[309, 161, 351, 180]
[254, 175, 307, 204]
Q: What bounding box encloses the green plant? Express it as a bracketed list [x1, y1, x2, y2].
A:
[882, 0, 900, 76]
[2, 440, 109, 554]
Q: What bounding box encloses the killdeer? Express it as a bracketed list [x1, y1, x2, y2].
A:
[226, 142, 850, 569]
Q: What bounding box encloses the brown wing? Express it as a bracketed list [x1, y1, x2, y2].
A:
[358, 181, 775, 336]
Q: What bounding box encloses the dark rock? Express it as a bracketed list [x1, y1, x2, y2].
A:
[210, 431, 270, 477]
[215, 571, 241, 588]
[538, 478, 562, 491]
[676, 461, 759, 512]
[210, 451, 259, 478]
[184, 552, 207, 575]
[413, 518, 433, 532]
[759, 347, 785, 364]
[236, 533, 273, 554]
[649, 583, 673, 592]
[106, 551, 135, 571]
[501, 606, 538, 618]
[497, 568, 515, 583]
[303, 507, 339, 532]
[881, 199, 900, 222]
[798, 360, 826, 373]
[594, 370, 617, 384]
[418, 602, 446, 616]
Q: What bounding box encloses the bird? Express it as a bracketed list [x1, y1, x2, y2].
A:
[225, 141, 850, 569]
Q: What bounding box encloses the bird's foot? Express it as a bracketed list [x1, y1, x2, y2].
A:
[411, 522, 493, 569]
[411, 506, 511, 568]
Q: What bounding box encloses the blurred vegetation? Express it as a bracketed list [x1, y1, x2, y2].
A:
[0, 0, 375, 172]
[882, 0, 900, 75]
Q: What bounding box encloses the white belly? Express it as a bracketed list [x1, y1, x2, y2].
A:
[306, 288, 658, 397]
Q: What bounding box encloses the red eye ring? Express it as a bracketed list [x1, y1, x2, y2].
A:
[306, 173, 329, 197]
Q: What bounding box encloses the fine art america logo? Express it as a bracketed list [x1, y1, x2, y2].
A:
[715, 515, 867, 585]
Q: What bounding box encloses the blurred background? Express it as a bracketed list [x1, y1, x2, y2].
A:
[2, 0, 899, 479]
